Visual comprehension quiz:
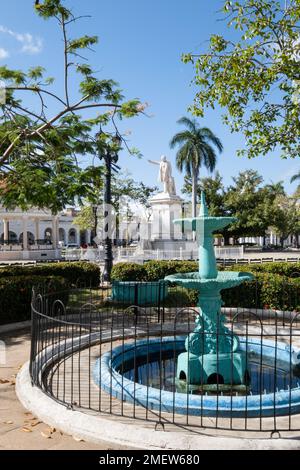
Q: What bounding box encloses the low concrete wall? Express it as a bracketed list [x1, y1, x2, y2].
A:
[0, 249, 61, 261]
[16, 362, 300, 450]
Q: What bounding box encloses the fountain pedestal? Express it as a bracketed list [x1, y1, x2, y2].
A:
[178, 293, 246, 385]
[165, 192, 254, 388]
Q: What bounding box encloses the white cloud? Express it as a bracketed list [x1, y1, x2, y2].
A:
[0, 25, 43, 55]
[0, 47, 9, 59]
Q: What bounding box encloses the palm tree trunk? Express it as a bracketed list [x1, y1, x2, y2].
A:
[191, 170, 197, 219]
[191, 169, 198, 242]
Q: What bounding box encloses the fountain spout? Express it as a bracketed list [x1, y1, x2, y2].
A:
[197, 192, 218, 279]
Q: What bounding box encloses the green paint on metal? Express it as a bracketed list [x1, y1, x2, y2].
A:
[165, 191, 254, 386]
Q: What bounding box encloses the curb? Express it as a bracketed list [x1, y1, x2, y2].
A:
[16, 362, 300, 450]
[0, 320, 31, 335]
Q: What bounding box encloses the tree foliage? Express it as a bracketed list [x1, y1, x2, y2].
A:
[183, 0, 300, 159]
[182, 169, 299, 244]
[0, 0, 144, 211]
[270, 194, 300, 246]
[73, 170, 157, 234]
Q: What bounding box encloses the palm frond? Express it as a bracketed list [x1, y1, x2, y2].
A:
[176, 116, 197, 133]
[291, 172, 300, 183]
[170, 131, 193, 148]
[170, 116, 223, 181]
[200, 127, 223, 152]
[200, 143, 217, 172]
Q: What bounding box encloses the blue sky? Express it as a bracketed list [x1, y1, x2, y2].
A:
[0, 0, 299, 198]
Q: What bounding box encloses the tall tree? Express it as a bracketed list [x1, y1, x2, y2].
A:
[221, 171, 285, 245]
[170, 116, 223, 220]
[182, 170, 287, 245]
[0, 0, 144, 211]
[183, 0, 300, 159]
[73, 170, 157, 243]
[183, 171, 226, 217]
[271, 195, 300, 248]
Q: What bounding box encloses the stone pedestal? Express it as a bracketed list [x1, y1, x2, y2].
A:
[149, 192, 183, 241]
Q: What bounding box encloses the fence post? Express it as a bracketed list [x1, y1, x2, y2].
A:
[134, 283, 139, 326]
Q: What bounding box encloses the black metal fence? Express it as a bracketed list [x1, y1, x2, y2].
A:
[30, 281, 300, 435]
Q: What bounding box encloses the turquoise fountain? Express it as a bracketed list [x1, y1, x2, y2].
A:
[96, 191, 300, 416]
[165, 192, 254, 387]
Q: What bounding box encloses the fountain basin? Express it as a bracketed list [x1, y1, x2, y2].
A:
[165, 271, 254, 291]
[94, 336, 300, 418]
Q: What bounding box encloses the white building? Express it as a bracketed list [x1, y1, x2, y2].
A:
[0, 206, 91, 261]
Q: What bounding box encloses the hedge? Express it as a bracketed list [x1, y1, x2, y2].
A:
[222, 273, 300, 310]
[0, 261, 100, 287]
[224, 262, 300, 278]
[0, 275, 69, 325]
[110, 260, 300, 311]
[111, 263, 148, 282]
[111, 260, 198, 282]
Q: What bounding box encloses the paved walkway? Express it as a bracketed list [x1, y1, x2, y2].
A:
[0, 328, 130, 450]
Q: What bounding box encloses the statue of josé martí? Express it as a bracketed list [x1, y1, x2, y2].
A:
[148, 155, 176, 195]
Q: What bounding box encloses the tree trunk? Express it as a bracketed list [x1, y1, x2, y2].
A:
[191, 170, 198, 242]
[191, 172, 197, 219]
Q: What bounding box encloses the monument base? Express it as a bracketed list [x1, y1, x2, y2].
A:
[149, 192, 183, 241]
[177, 351, 248, 386]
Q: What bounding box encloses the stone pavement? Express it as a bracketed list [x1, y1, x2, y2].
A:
[0, 328, 130, 450]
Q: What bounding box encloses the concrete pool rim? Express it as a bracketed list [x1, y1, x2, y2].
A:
[94, 336, 300, 418]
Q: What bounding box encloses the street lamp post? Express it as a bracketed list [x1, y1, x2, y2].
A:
[92, 204, 98, 246]
[99, 132, 121, 283]
[103, 150, 113, 282]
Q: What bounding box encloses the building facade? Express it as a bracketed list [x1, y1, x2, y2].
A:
[0, 206, 92, 261]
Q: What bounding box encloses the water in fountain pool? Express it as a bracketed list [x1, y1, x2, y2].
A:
[118, 349, 300, 396]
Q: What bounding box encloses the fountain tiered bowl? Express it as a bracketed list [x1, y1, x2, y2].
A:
[164, 192, 254, 386]
[165, 270, 253, 292]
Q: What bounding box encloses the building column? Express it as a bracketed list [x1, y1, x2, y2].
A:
[87, 229, 92, 245]
[35, 219, 40, 244]
[22, 218, 28, 250]
[3, 219, 9, 243]
[52, 216, 59, 249]
[52, 217, 57, 248]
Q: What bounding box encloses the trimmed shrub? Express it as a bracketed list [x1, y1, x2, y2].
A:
[144, 260, 198, 282]
[223, 273, 300, 310]
[0, 261, 100, 287]
[111, 260, 198, 283]
[110, 260, 300, 311]
[223, 262, 300, 278]
[111, 263, 147, 282]
[164, 286, 199, 308]
[0, 275, 69, 325]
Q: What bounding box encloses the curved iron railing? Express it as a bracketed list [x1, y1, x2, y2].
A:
[29, 282, 300, 435]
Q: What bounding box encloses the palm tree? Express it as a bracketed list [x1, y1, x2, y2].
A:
[291, 171, 300, 185]
[170, 116, 223, 219]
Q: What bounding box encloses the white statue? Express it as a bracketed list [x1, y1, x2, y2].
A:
[148, 155, 176, 195]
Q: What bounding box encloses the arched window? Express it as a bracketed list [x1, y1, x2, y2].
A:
[68, 229, 77, 244]
[80, 230, 88, 246]
[59, 228, 66, 244]
[19, 232, 35, 245]
[44, 228, 52, 243]
[0, 231, 17, 244]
